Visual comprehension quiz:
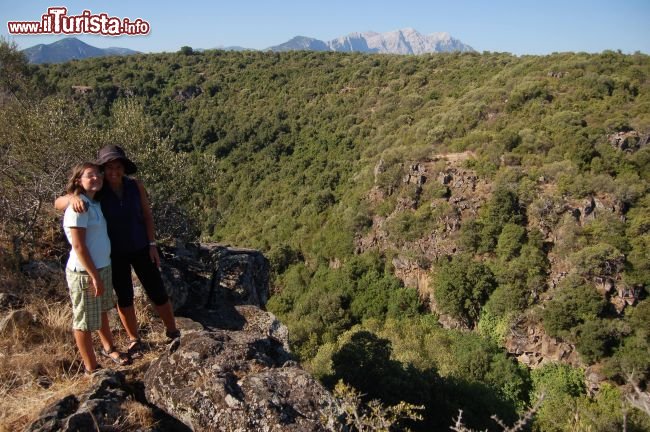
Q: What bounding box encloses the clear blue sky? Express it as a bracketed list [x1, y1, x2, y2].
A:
[1, 0, 649, 55]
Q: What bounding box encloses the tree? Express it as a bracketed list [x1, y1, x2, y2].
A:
[571, 243, 625, 281]
[330, 331, 398, 403]
[478, 186, 524, 253]
[0, 98, 98, 256]
[530, 363, 585, 432]
[179, 46, 194, 55]
[496, 223, 526, 261]
[542, 276, 606, 339]
[432, 255, 497, 326]
[574, 319, 615, 363]
[0, 37, 31, 100]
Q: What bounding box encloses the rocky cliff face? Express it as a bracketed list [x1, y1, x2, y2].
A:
[358, 151, 490, 325]
[359, 151, 638, 370]
[28, 244, 335, 432]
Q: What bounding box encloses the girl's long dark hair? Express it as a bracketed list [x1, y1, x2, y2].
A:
[65, 162, 102, 197]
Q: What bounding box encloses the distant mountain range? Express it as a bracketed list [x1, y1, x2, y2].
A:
[21, 29, 473, 64]
[268, 28, 474, 54]
[21, 38, 140, 64]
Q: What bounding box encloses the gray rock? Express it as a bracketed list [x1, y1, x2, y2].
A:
[28, 371, 127, 431]
[608, 130, 646, 152]
[28, 369, 191, 432]
[145, 330, 333, 431]
[0, 309, 36, 334]
[0, 292, 23, 311]
[160, 243, 270, 313]
[582, 196, 596, 219]
[27, 395, 79, 432]
[203, 244, 270, 308]
[236, 305, 290, 351]
[21, 260, 61, 280]
[175, 316, 205, 334]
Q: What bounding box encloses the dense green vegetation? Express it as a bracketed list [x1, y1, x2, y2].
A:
[2, 41, 650, 430]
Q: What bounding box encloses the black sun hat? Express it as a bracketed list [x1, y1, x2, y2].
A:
[96, 145, 137, 175]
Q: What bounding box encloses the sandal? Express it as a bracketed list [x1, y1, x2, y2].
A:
[165, 329, 181, 341]
[127, 338, 144, 358]
[101, 346, 131, 366]
[84, 365, 103, 376]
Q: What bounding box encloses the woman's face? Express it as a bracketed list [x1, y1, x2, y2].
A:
[103, 159, 125, 185]
[78, 166, 103, 193]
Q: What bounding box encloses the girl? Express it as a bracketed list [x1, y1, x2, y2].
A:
[63, 162, 129, 374]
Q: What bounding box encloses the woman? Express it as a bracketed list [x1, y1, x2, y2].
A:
[56, 146, 179, 356]
[62, 162, 129, 373]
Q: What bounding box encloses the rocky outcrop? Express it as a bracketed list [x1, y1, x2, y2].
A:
[145, 330, 332, 431]
[28, 243, 336, 432]
[391, 255, 431, 293]
[358, 155, 489, 291]
[160, 243, 270, 314]
[28, 370, 189, 432]
[608, 130, 650, 152]
[504, 317, 579, 368]
[565, 194, 626, 226]
[175, 85, 202, 101]
[145, 244, 331, 430]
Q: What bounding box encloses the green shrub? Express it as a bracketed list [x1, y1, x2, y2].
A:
[542, 276, 606, 339]
[531, 363, 586, 432]
[478, 186, 524, 253]
[496, 223, 527, 260]
[431, 255, 497, 326]
[574, 319, 616, 363]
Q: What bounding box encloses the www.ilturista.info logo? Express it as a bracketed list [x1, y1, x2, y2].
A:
[7, 7, 150, 36]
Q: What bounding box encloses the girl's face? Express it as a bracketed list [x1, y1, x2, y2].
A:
[103, 160, 125, 185]
[78, 166, 103, 193]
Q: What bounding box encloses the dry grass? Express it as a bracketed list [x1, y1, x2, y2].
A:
[0, 374, 90, 432]
[116, 399, 159, 430]
[0, 272, 171, 430]
[0, 292, 88, 430]
[0, 245, 182, 430]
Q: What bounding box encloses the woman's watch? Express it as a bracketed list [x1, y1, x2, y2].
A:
[149, 241, 157, 246]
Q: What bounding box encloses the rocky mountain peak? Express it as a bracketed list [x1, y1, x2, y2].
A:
[269, 27, 474, 54]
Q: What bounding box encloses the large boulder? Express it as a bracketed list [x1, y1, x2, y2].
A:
[144, 329, 333, 431]
[201, 244, 270, 308]
[160, 243, 270, 313]
[27, 370, 188, 432]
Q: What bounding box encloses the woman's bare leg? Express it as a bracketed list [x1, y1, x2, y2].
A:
[116, 305, 139, 341]
[154, 301, 178, 333]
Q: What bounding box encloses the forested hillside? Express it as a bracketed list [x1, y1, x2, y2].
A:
[2, 44, 649, 430]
